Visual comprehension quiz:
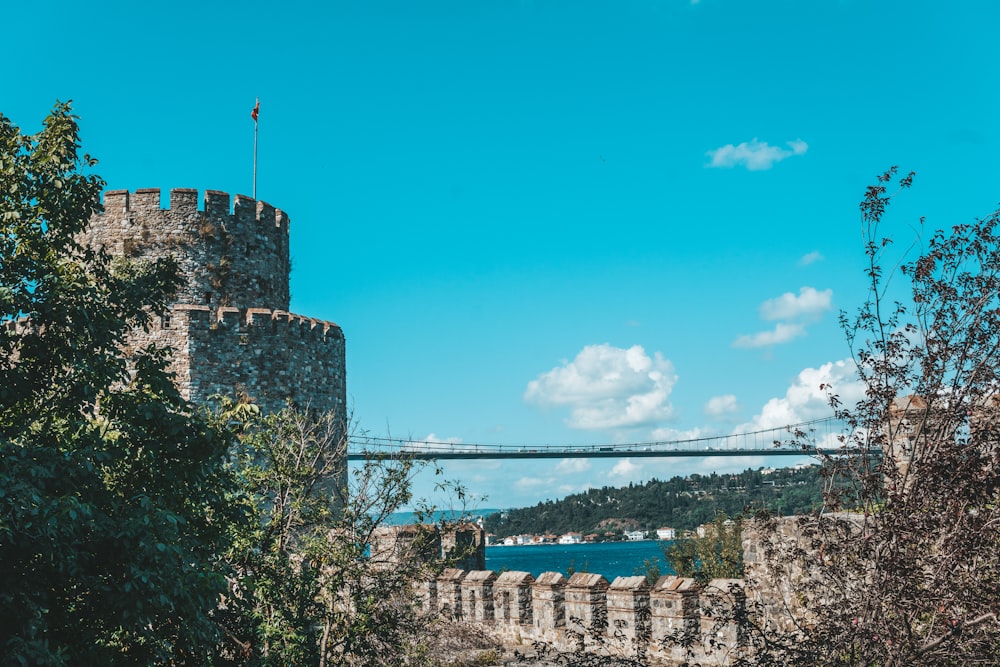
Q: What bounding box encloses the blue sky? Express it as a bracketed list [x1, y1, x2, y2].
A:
[4, 1, 998, 509]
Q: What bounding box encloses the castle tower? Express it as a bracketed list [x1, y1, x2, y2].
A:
[82, 188, 346, 419]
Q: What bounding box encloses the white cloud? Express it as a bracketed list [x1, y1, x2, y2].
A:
[734, 286, 832, 349]
[423, 433, 463, 445]
[798, 251, 824, 266]
[514, 476, 554, 490]
[609, 458, 641, 478]
[555, 458, 592, 474]
[735, 359, 863, 433]
[557, 481, 597, 497]
[524, 344, 677, 430]
[759, 287, 832, 321]
[704, 394, 739, 418]
[732, 322, 806, 349]
[650, 425, 709, 442]
[697, 455, 770, 474]
[707, 138, 808, 171]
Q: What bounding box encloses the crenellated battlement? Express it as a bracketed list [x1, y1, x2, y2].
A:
[422, 568, 744, 665]
[82, 186, 346, 418]
[101, 187, 289, 231]
[180, 306, 344, 343]
[127, 304, 346, 415]
[86, 188, 292, 310]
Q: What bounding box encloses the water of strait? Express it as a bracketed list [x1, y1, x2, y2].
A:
[485, 540, 674, 581]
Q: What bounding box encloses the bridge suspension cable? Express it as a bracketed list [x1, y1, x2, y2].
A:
[346, 416, 843, 460]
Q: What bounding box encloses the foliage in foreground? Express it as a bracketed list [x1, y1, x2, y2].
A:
[676, 169, 1000, 666]
[664, 512, 744, 581]
[0, 104, 238, 664]
[213, 403, 464, 667]
[0, 104, 487, 667]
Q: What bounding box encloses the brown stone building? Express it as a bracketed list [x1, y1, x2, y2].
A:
[81, 187, 346, 418]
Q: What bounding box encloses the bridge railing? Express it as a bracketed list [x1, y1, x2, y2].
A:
[347, 416, 842, 460]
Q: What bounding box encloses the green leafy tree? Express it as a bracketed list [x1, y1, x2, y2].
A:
[0, 104, 237, 664]
[664, 512, 744, 581]
[216, 403, 477, 667]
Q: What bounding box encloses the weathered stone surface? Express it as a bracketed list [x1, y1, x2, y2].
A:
[437, 568, 468, 619]
[607, 576, 651, 658]
[82, 188, 346, 417]
[462, 570, 498, 622]
[494, 571, 534, 626]
[532, 571, 567, 637]
[564, 572, 610, 651]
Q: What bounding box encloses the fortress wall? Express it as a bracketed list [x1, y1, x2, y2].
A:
[531, 571, 566, 646]
[436, 568, 466, 620]
[564, 572, 610, 652]
[185, 306, 345, 417]
[607, 575, 651, 658]
[429, 568, 744, 665]
[494, 571, 534, 627]
[461, 570, 497, 623]
[87, 188, 291, 310]
[84, 186, 346, 420]
[127, 305, 345, 417]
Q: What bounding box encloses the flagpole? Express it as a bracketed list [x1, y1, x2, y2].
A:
[251, 98, 260, 200]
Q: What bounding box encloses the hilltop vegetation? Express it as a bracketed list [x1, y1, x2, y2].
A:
[483, 465, 823, 538]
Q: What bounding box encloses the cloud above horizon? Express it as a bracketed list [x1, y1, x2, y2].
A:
[707, 138, 808, 171]
[704, 394, 739, 418]
[733, 287, 832, 349]
[798, 251, 824, 266]
[524, 343, 677, 430]
[423, 432, 463, 445]
[733, 322, 807, 349]
[609, 458, 641, 479]
[759, 286, 833, 321]
[734, 358, 863, 434]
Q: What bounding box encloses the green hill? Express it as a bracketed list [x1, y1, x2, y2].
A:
[483, 465, 824, 539]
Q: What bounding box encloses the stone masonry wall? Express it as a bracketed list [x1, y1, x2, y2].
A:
[85, 188, 290, 309]
[424, 570, 744, 665]
[126, 305, 345, 415]
[83, 187, 346, 418]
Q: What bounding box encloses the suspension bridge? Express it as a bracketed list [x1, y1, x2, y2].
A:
[346, 416, 843, 461]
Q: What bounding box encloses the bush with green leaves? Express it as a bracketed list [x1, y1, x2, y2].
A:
[0, 103, 238, 665]
[214, 402, 481, 667]
[664, 512, 744, 582]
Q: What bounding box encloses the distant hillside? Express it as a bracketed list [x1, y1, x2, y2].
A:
[483, 465, 824, 539]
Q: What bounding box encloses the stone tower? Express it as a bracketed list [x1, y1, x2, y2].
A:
[82, 187, 346, 419]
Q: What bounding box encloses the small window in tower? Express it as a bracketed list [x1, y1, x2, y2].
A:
[161, 314, 171, 329]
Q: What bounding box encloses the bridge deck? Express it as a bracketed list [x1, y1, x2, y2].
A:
[346, 446, 821, 461]
[346, 417, 843, 461]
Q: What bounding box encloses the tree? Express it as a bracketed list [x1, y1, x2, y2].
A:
[214, 403, 482, 667]
[664, 512, 744, 581]
[686, 169, 1000, 665]
[0, 103, 238, 664]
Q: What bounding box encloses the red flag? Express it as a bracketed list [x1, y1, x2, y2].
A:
[251, 98, 260, 123]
